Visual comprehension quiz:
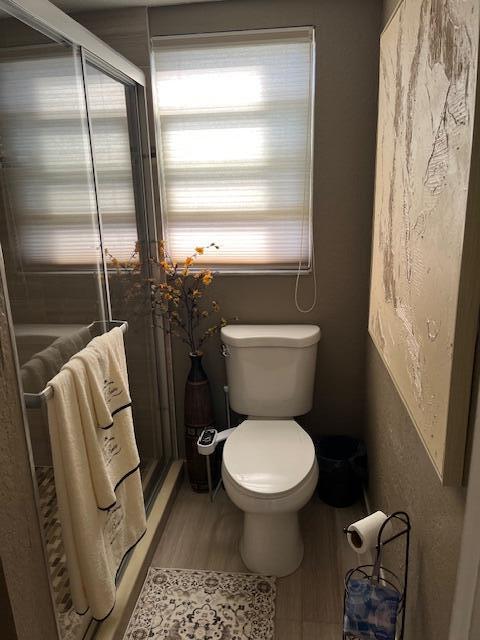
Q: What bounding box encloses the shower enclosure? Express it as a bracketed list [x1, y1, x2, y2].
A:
[0, 2, 174, 638]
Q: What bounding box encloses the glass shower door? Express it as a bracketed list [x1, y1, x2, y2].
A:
[84, 61, 165, 500]
[0, 28, 109, 640]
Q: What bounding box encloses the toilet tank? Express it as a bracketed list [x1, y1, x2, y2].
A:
[221, 325, 321, 417]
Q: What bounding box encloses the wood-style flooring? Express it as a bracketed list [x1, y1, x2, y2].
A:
[151, 480, 365, 639]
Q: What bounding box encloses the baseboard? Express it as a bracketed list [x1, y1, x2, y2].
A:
[90, 459, 184, 640]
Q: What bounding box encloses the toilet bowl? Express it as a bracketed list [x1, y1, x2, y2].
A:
[220, 324, 321, 577]
[222, 419, 318, 576]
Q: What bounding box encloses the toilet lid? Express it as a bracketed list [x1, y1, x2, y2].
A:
[223, 419, 316, 496]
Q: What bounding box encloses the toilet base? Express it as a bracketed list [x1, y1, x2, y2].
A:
[240, 511, 304, 577]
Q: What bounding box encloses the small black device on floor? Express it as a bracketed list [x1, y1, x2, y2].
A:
[198, 428, 217, 446]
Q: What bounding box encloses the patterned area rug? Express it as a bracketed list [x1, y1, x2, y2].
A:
[124, 568, 276, 639]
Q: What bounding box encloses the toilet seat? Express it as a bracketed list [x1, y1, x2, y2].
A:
[222, 419, 316, 498]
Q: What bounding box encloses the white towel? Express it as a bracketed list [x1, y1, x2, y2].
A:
[72, 327, 139, 510]
[46, 357, 146, 620]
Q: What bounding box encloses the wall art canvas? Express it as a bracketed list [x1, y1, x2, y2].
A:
[369, 0, 480, 483]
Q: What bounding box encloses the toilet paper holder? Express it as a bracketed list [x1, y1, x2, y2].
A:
[342, 511, 411, 640]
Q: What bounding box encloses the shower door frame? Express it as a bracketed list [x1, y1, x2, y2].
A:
[0, 1, 177, 638]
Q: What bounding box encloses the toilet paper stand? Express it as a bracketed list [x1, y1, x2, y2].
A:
[342, 511, 411, 640]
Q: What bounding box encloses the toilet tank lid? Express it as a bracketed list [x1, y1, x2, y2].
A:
[221, 324, 321, 348]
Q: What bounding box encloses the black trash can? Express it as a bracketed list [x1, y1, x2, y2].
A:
[315, 436, 367, 508]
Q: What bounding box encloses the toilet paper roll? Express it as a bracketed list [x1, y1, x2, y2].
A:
[346, 511, 389, 554]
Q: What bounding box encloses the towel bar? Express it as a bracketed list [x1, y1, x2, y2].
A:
[22, 320, 128, 409]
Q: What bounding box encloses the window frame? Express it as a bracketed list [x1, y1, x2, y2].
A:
[151, 26, 316, 276]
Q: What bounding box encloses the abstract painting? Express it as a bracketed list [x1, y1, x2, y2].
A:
[369, 0, 480, 483]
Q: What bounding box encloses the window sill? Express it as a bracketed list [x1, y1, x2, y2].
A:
[210, 268, 312, 276]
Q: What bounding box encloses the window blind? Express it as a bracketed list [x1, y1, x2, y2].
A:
[0, 48, 138, 269]
[153, 27, 315, 271]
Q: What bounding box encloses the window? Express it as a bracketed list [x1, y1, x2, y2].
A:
[153, 27, 315, 271]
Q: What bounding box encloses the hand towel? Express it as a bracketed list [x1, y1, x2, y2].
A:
[46, 362, 146, 621]
[20, 326, 92, 394]
[21, 357, 47, 393]
[71, 327, 139, 510]
[21, 343, 64, 393]
[51, 326, 92, 363]
[35, 344, 65, 380]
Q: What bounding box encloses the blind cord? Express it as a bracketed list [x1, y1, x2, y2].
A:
[294, 206, 317, 313]
[294, 241, 317, 313]
[294, 174, 317, 313]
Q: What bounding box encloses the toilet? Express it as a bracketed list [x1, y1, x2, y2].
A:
[220, 324, 321, 577]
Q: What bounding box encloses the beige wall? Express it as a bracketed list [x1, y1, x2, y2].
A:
[147, 0, 382, 449]
[361, 2, 470, 639]
[365, 342, 467, 640]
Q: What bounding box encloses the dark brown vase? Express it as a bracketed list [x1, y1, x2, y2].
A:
[184, 353, 214, 492]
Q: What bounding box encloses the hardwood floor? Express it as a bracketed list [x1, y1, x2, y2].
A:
[151, 480, 365, 639]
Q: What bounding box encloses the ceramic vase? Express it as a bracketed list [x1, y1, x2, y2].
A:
[184, 353, 214, 492]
